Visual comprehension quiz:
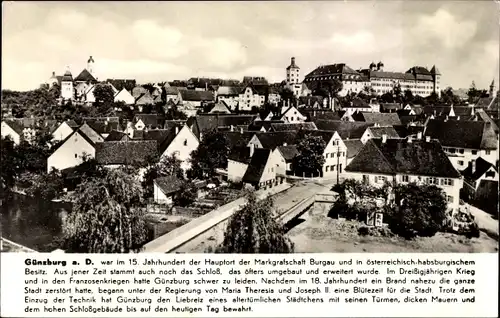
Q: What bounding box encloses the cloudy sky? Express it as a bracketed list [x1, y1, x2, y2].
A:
[2, 1, 499, 91]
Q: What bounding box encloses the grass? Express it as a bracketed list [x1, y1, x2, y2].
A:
[287, 207, 499, 253]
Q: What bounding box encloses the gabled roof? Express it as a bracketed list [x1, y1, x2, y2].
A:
[353, 112, 401, 126]
[346, 138, 461, 178]
[220, 131, 255, 148]
[165, 86, 180, 95]
[301, 109, 341, 121]
[366, 126, 400, 139]
[461, 157, 497, 183]
[209, 101, 232, 114]
[217, 86, 241, 96]
[228, 146, 252, 163]
[66, 119, 79, 128]
[430, 65, 441, 75]
[154, 175, 184, 196]
[74, 69, 97, 82]
[313, 120, 373, 139]
[132, 128, 179, 154]
[343, 139, 364, 159]
[277, 145, 299, 161]
[242, 148, 271, 184]
[83, 118, 121, 134]
[135, 91, 155, 105]
[105, 130, 130, 141]
[248, 120, 283, 132]
[270, 122, 317, 132]
[254, 131, 299, 149]
[305, 63, 360, 78]
[180, 90, 214, 102]
[380, 103, 402, 111]
[343, 97, 370, 109]
[424, 119, 498, 150]
[393, 125, 425, 138]
[50, 127, 96, 154]
[95, 140, 158, 165]
[134, 114, 165, 128]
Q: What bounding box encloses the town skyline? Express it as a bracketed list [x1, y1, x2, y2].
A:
[2, 1, 499, 91]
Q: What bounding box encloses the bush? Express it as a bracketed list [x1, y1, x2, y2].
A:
[358, 226, 369, 236]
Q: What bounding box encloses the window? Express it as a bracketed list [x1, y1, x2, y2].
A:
[485, 171, 495, 178]
[458, 149, 464, 154]
[471, 150, 477, 155]
[362, 175, 369, 184]
[427, 177, 438, 185]
[74, 154, 78, 158]
[447, 195, 453, 203]
[183, 139, 187, 146]
[326, 166, 329, 172]
[486, 150, 491, 155]
[441, 179, 454, 186]
[458, 160, 464, 166]
[325, 153, 329, 158]
[401, 175, 409, 182]
[448, 148, 456, 154]
[375, 176, 386, 184]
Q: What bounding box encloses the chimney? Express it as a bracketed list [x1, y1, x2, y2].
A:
[457, 116, 460, 121]
[472, 160, 476, 174]
[408, 136, 413, 143]
[230, 125, 234, 132]
[175, 126, 179, 134]
[283, 142, 287, 146]
[382, 134, 387, 143]
[417, 132, 422, 140]
[240, 127, 244, 134]
[52, 71, 55, 77]
[425, 136, 431, 142]
[249, 143, 255, 157]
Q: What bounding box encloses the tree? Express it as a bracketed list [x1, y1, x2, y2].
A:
[217, 190, 294, 253]
[403, 89, 414, 104]
[380, 92, 394, 103]
[93, 84, 115, 115]
[386, 183, 448, 238]
[1, 136, 20, 196]
[25, 170, 64, 201]
[189, 129, 230, 178]
[62, 168, 148, 253]
[426, 91, 439, 105]
[173, 181, 198, 207]
[293, 134, 326, 177]
[392, 83, 402, 102]
[142, 155, 184, 199]
[278, 86, 295, 105]
[165, 103, 187, 120]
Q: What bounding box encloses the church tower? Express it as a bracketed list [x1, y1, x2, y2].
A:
[286, 57, 300, 85]
[87, 56, 95, 76]
[61, 66, 74, 100]
[430, 65, 441, 98]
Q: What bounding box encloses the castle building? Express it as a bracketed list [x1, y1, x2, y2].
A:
[46, 56, 99, 101]
[303, 61, 442, 98]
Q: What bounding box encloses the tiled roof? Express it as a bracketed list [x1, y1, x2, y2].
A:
[313, 120, 373, 139]
[220, 131, 255, 148]
[95, 140, 158, 165]
[242, 148, 271, 184]
[61, 70, 73, 82]
[461, 157, 497, 183]
[135, 92, 155, 105]
[423, 105, 474, 117]
[132, 86, 149, 98]
[305, 63, 360, 78]
[66, 119, 79, 128]
[393, 125, 425, 138]
[346, 138, 461, 178]
[50, 128, 96, 154]
[365, 70, 416, 81]
[254, 131, 299, 149]
[180, 90, 214, 102]
[132, 128, 178, 154]
[380, 103, 402, 111]
[344, 97, 369, 108]
[154, 176, 184, 196]
[134, 114, 165, 129]
[105, 130, 130, 141]
[353, 112, 401, 126]
[302, 109, 342, 121]
[217, 86, 241, 96]
[84, 119, 121, 134]
[343, 139, 364, 159]
[228, 146, 252, 163]
[106, 79, 136, 92]
[270, 122, 317, 132]
[407, 66, 432, 76]
[165, 86, 180, 95]
[366, 126, 400, 139]
[277, 145, 299, 161]
[74, 69, 97, 82]
[209, 101, 232, 114]
[424, 119, 498, 150]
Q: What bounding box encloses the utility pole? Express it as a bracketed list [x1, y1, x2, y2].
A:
[336, 144, 340, 185]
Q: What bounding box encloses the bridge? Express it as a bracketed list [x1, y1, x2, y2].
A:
[142, 181, 337, 253]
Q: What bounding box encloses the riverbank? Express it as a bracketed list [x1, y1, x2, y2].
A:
[287, 206, 499, 253]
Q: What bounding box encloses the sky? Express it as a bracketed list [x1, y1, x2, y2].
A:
[2, 1, 499, 91]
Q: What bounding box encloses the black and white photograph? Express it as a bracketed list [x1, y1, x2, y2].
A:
[1, 1, 498, 254]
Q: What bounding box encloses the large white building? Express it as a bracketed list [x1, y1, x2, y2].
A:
[303, 62, 441, 97]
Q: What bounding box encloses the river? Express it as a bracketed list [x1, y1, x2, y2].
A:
[0, 193, 71, 252]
